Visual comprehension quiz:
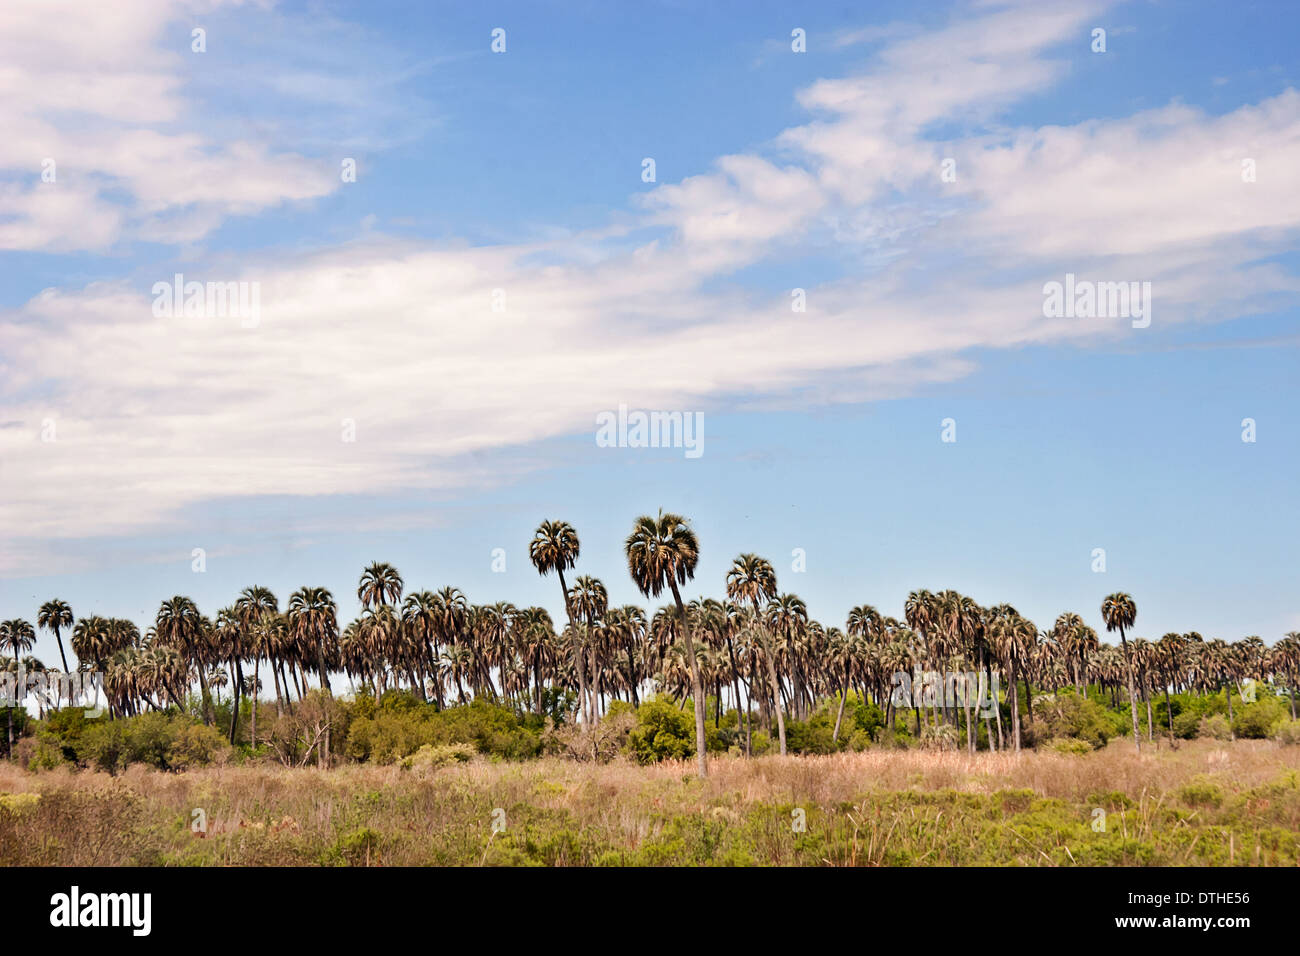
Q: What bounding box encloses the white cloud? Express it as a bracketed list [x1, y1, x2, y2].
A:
[3, 0, 1300, 573]
[0, 0, 337, 252]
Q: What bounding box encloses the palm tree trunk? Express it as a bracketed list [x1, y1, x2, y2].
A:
[1164, 686, 1175, 748]
[1119, 628, 1141, 753]
[990, 663, 1004, 749]
[253, 658, 263, 749]
[228, 657, 243, 744]
[832, 674, 849, 744]
[555, 569, 590, 726]
[753, 616, 787, 756]
[53, 627, 71, 706]
[1008, 661, 1021, 752]
[197, 665, 214, 725]
[668, 578, 708, 779]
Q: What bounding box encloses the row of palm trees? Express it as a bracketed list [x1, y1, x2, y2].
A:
[4, 515, 1297, 777]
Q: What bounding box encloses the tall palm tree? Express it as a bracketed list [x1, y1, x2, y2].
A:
[233, 586, 278, 745]
[727, 553, 785, 755]
[358, 562, 404, 610]
[287, 587, 337, 695]
[0, 620, 36, 753]
[155, 597, 211, 723]
[1275, 632, 1300, 720]
[529, 520, 589, 725]
[626, 512, 708, 778]
[402, 590, 440, 703]
[37, 600, 74, 705]
[1100, 592, 1141, 752]
[1155, 632, 1186, 747]
[569, 575, 608, 717]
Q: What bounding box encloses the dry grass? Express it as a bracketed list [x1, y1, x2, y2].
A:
[2, 739, 1298, 866]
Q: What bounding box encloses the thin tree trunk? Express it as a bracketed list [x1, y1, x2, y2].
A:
[1008, 661, 1021, 752]
[668, 578, 708, 779]
[1164, 685, 1175, 749]
[1119, 628, 1141, 753]
[228, 657, 244, 745]
[832, 674, 849, 743]
[197, 665, 214, 725]
[556, 568, 590, 726]
[754, 618, 786, 756]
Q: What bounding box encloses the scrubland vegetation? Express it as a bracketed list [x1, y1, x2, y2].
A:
[2, 737, 1297, 866]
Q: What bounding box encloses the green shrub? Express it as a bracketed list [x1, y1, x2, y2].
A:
[26, 740, 65, 771]
[626, 698, 695, 764]
[1032, 692, 1123, 749]
[1046, 737, 1092, 755]
[1178, 777, 1224, 808]
[1234, 697, 1288, 739]
[400, 743, 474, 772]
[1275, 720, 1300, 746]
[78, 720, 132, 772]
[169, 722, 230, 769]
[1172, 710, 1201, 740]
[1199, 714, 1232, 741]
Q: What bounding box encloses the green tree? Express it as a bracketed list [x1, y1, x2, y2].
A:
[626, 512, 707, 778]
[1101, 592, 1142, 752]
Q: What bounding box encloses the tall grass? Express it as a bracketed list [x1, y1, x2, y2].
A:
[1, 739, 1297, 866]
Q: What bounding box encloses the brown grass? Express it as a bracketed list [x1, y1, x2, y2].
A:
[2, 739, 1298, 866]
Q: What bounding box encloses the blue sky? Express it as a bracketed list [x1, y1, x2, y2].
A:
[1, 0, 1298, 666]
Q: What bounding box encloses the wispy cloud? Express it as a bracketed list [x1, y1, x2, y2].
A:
[3, 0, 1299, 574]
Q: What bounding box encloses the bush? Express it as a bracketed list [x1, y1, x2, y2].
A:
[400, 743, 474, 773]
[919, 723, 960, 751]
[169, 722, 230, 769]
[1046, 737, 1092, 755]
[546, 702, 635, 762]
[1275, 720, 1300, 746]
[69, 713, 230, 772]
[1234, 697, 1288, 739]
[1172, 711, 1201, 740]
[1031, 692, 1124, 749]
[78, 720, 132, 772]
[1199, 714, 1232, 741]
[626, 698, 695, 764]
[1178, 777, 1224, 808]
[25, 740, 65, 771]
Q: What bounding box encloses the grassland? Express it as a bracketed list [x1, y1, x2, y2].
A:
[2, 738, 1299, 866]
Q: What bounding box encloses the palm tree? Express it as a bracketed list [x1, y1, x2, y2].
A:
[155, 597, 212, 723]
[1155, 632, 1186, 747]
[529, 520, 589, 725]
[233, 586, 278, 745]
[402, 590, 440, 703]
[37, 600, 74, 705]
[626, 512, 708, 778]
[0, 619, 36, 753]
[766, 593, 808, 721]
[287, 587, 337, 695]
[726, 553, 785, 755]
[1100, 592, 1141, 752]
[1275, 633, 1300, 720]
[358, 561, 404, 610]
[569, 575, 608, 717]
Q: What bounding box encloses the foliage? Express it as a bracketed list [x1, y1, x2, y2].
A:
[626, 697, 695, 764]
[1028, 691, 1124, 750]
[1275, 721, 1300, 746]
[400, 743, 475, 773]
[1234, 697, 1289, 739]
[1199, 714, 1232, 741]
